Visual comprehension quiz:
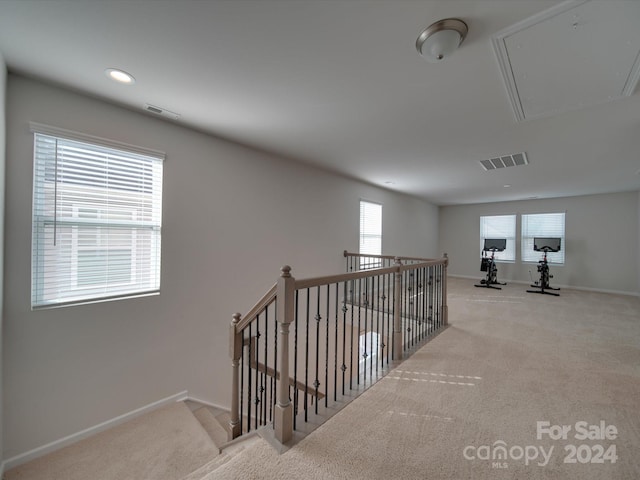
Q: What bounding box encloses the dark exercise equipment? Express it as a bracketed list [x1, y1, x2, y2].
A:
[527, 237, 561, 297]
[475, 238, 507, 290]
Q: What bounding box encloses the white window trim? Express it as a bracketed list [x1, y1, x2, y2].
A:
[359, 200, 382, 269]
[31, 125, 165, 309]
[479, 214, 516, 263]
[29, 122, 166, 160]
[521, 212, 566, 265]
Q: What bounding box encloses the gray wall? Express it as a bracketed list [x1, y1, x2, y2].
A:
[0, 52, 6, 475]
[3, 75, 439, 459]
[439, 193, 639, 294]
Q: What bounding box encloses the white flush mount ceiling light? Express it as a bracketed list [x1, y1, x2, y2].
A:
[416, 18, 468, 63]
[105, 68, 136, 85]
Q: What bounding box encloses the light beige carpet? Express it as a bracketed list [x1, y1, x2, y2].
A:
[5, 279, 639, 479]
[208, 278, 640, 479]
[4, 402, 219, 480]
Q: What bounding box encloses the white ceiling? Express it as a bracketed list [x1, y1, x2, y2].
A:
[0, 0, 638, 206]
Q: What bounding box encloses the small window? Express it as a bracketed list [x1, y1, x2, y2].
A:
[31, 127, 164, 308]
[359, 200, 382, 269]
[521, 213, 565, 265]
[479, 215, 516, 262]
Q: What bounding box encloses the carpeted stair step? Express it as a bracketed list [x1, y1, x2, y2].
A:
[192, 407, 229, 448]
[178, 452, 233, 480]
[4, 401, 220, 480]
[215, 411, 231, 433]
[180, 431, 263, 480]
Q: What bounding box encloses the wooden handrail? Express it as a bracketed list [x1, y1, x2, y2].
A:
[296, 257, 447, 290]
[343, 250, 439, 263]
[235, 283, 277, 332]
[295, 265, 399, 290]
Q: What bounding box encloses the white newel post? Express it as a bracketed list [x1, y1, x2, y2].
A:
[442, 253, 449, 326]
[274, 265, 294, 443]
[393, 257, 403, 361]
[229, 312, 243, 440]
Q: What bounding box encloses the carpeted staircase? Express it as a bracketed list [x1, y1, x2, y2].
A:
[3, 400, 258, 480]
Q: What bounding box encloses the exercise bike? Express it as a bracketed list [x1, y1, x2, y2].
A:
[475, 238, 507, 290]
[526, 237, 561, 297]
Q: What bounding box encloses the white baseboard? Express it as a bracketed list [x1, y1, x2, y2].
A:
[3, 390, 189, 471]
[449, 274, 639, 297]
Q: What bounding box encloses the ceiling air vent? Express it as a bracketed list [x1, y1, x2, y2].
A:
[144, 104, 181, 120]
[479, 152, 528, 171]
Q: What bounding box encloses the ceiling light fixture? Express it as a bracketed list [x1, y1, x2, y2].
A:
[105, 68, 136, 85]
[416, 18, 468, 63]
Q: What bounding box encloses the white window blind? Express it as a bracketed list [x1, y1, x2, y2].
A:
[359, 201, 382, 268]
[479, 215, 516, 261]
[31, 130, 164, 308]
[521, 212, 565, 264]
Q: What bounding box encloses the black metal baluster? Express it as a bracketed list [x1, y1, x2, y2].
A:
[370, 275, 376, 377]
[407, 270, 412, 350]
[305, 289, 310, 422]
[429, 266, 434, 332]
[272, 299, 277, 423]
[437, 264, 442, 330]
[247, 322, 252, 433]
[334, 282, 339, 403]
[293, 291, 299, 430]
[254, 315, 260, 430]
[415, 270, 420, 343]
[375, 274, 381, 374]
[341, 281, 348, 396]
[422, 267, 428, 339]
[349, 278, 355, 390]
[432, 266, 438, 331]
[390, 269, 395, 361]
[435, 265, 440, 331]
[416, 267, 423, 341]
[325, 284, 330, 409]
[240, 330, 245, 434]
[363, 276, 369, 383]
[403, 271, 409, 352]
[381, 272, 387, 367]
[314, 286, 321, 415]
[263, 309, 268, 425]
[356, 277, 362, 385]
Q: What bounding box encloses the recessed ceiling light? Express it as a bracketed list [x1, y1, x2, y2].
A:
[384, 181, 395, 185]
[503, 184, 511, 188]
[105, 68, 136, 85]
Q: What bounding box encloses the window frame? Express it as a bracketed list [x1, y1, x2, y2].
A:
[359, 200, 382, 269]
[479, 214, 516, 262]
[30, 123, 165, 309]
[521, 212, 566, 265]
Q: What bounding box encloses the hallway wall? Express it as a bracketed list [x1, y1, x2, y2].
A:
[3, 75, 439, 459]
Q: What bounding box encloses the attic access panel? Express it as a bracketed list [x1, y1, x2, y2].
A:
[492, 0, 640, 122]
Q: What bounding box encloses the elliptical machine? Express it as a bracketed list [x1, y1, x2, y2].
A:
[475, 238, 507, 290]
[526, 237, 561, 297]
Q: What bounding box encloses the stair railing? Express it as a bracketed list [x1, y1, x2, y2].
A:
[229, 252, 448, 445]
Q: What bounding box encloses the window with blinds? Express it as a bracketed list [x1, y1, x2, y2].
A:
[359, 200, 382, 268]
[31, 128, 164, 308]
[479, 215, 516, 262]
[521, 212, 565, 264]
